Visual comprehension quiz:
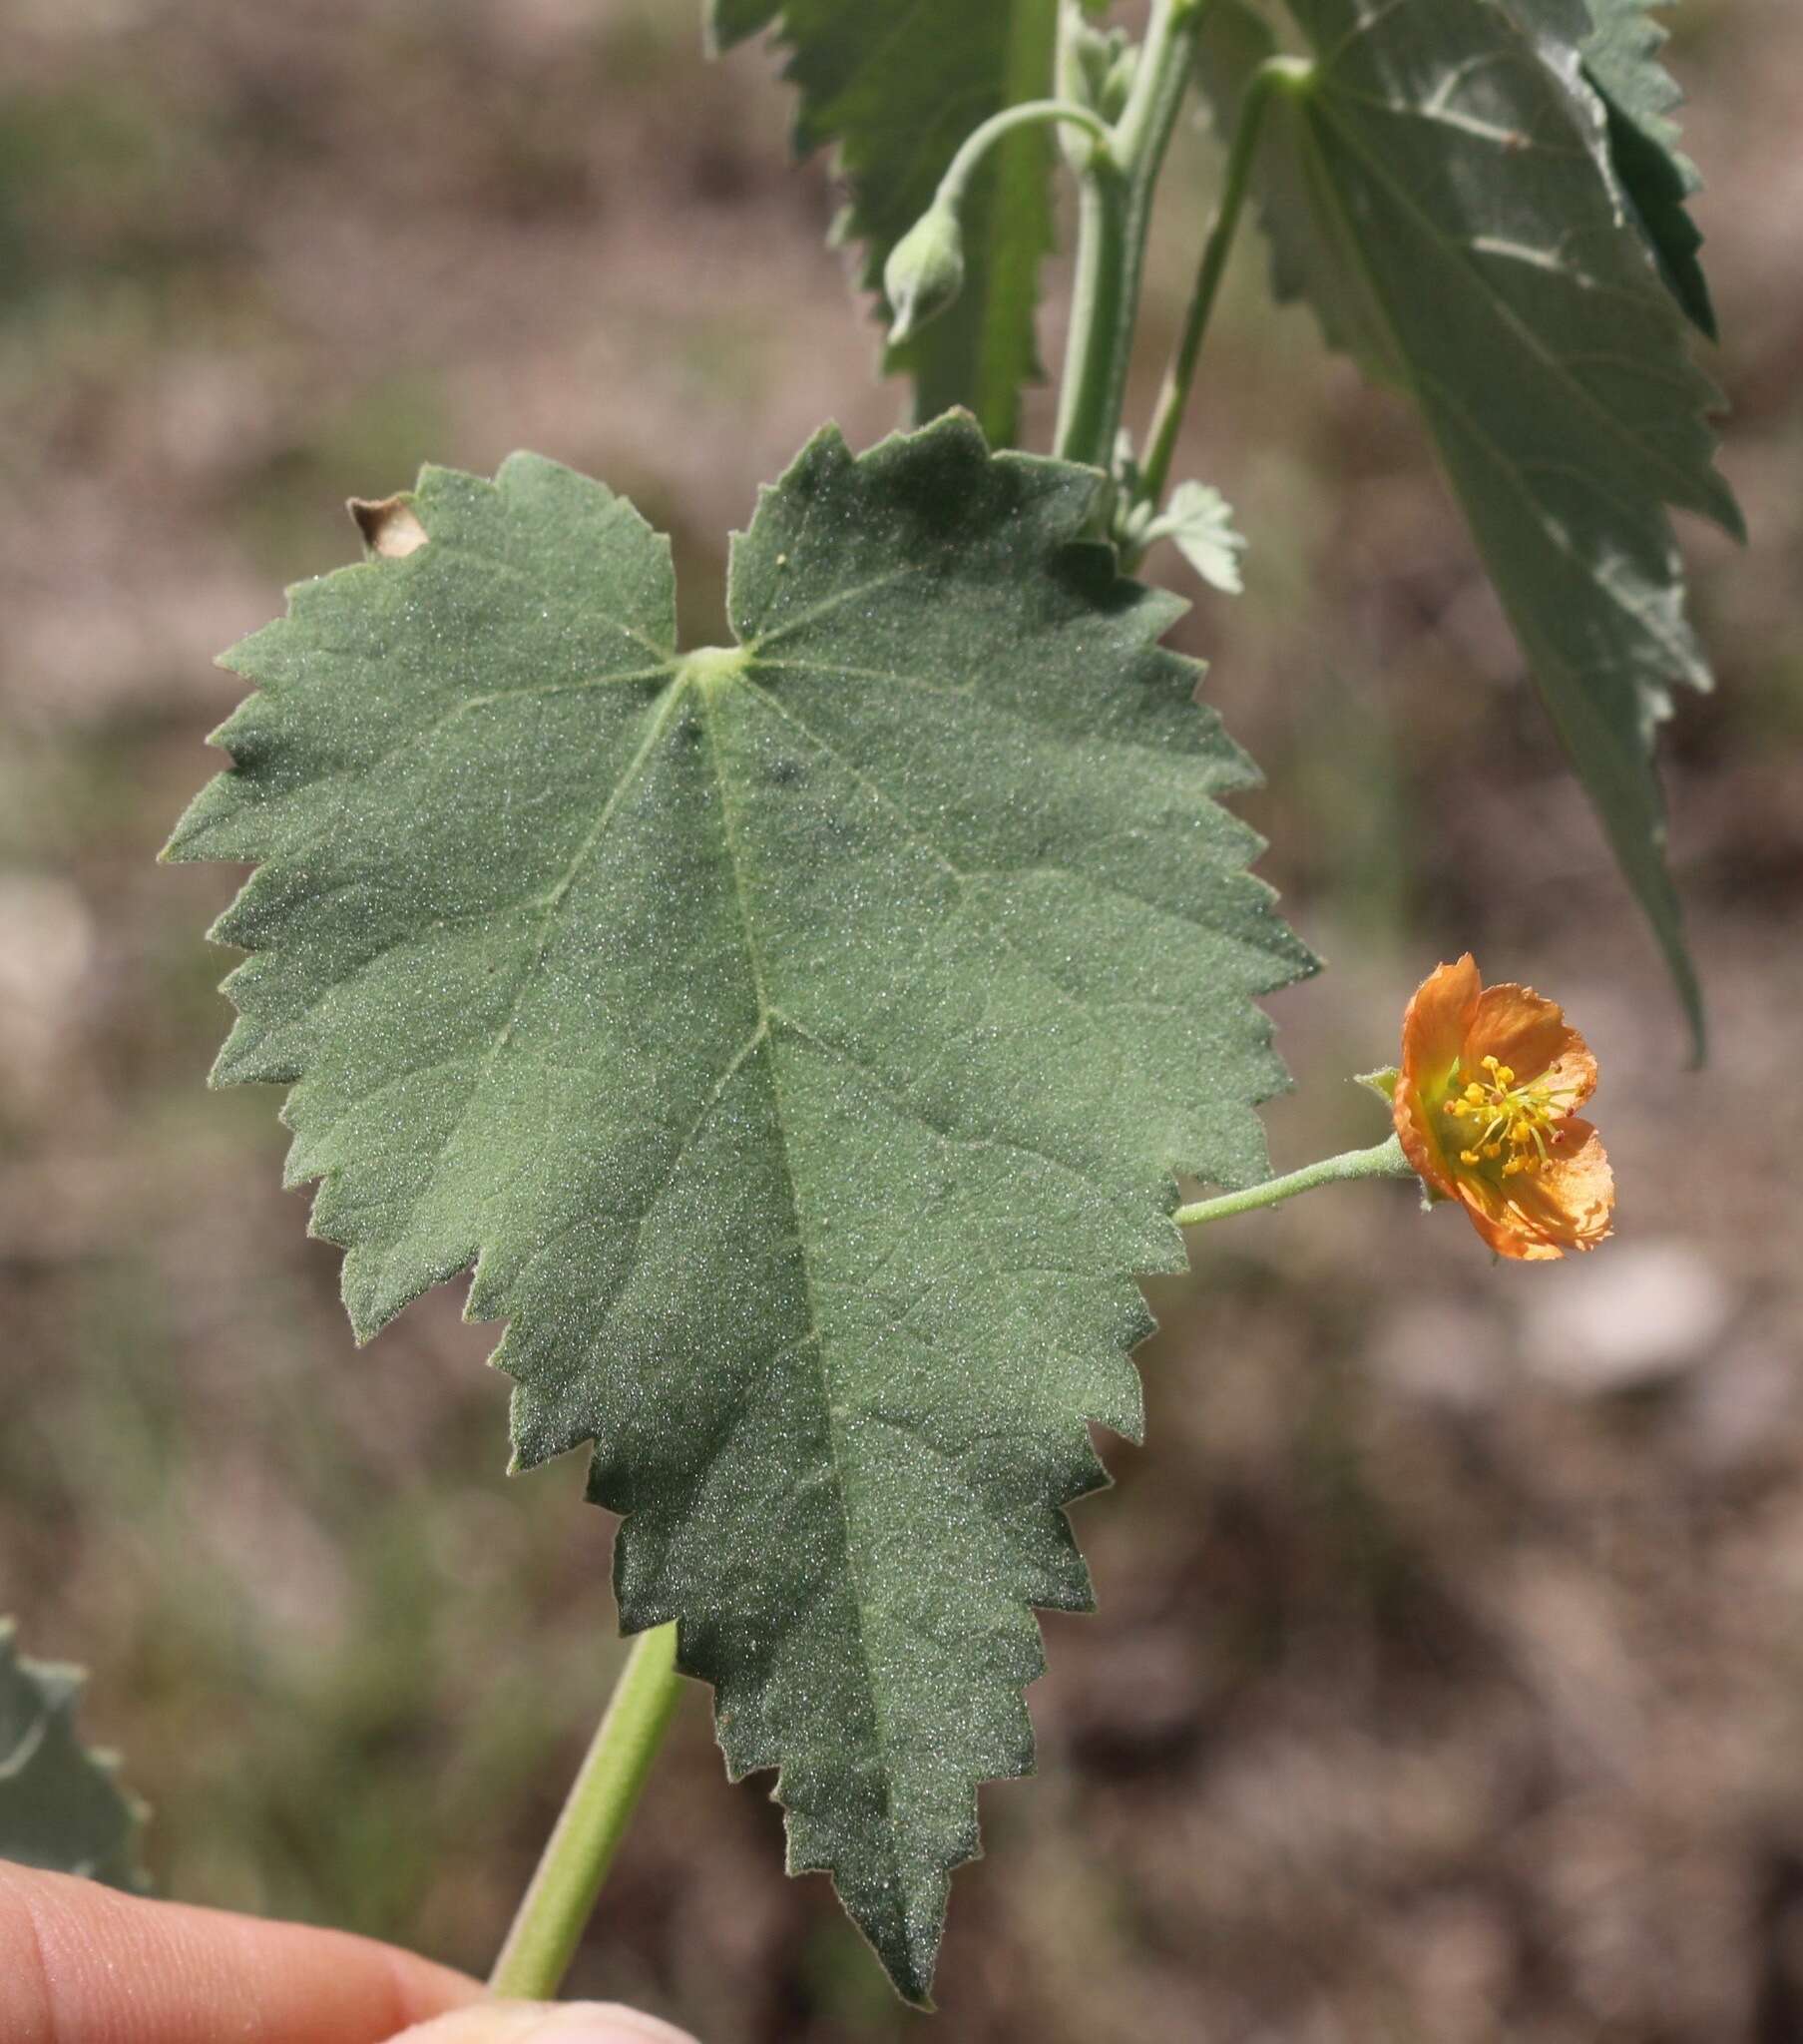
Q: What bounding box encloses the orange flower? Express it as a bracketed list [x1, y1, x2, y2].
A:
[1391, 955, 1613, 1262]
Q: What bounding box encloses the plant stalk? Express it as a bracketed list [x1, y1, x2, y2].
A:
[488, 1622, 683, 2000]
[938, 100, 1113, 213]
[1053, 0, 1211, 471]
[1137, 53, 1312, 507]
[1172, 1134, 1416, 1229]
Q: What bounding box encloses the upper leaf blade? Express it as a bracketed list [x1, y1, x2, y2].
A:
[1510, 0, 1715, 336]
[0, 1622, 148, 1891]
[1200, 0, 1739, 1050]
[708, 0, 1059, 446]
[168, 417, 1311, 2000]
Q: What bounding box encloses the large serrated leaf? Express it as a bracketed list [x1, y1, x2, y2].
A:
[1199, 0, 1740, 1052]
[707, 0, 1058, 447]
[0, 1622, 147, 1891]
[167, 414, 1311, 2000]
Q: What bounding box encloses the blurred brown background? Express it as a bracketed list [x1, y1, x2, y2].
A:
[3, 2, 1801, 2038]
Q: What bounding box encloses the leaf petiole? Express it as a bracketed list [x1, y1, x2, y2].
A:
[1172, 1133, 1415, 1230]
[1137, 54, 1314, 508]
[488, 1622, 683, 2001]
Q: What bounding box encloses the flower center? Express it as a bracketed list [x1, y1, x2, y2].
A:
[1442, 1054, 1573, 1179]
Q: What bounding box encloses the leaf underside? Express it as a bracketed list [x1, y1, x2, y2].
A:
[168, 415, 1311, 2000]
[1200, 0, 1740, 1053]
[707, 0, 1059, 447]
[0, 1622, 147, 1891]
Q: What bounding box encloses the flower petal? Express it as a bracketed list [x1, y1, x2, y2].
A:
[1394, 956, 1480, 1200]
[1454, 1175, 1567, 1262]
[1402, 955, 1481, 1094]
[1465, 982, 1589, 1101]
[1393, 1071, 1456, 1199]
[1451, 1121, 1613, 1260]
[1540, 1031, 1598, 1114]
[1512, 1121, 1614, 1251]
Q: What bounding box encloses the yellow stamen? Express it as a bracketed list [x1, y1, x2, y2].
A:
[1450, 1045, 1573, 1186]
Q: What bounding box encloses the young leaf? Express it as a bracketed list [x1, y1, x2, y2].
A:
[1198, 0, 1741, 1052]
[1528, 0, 1716, 338]
[1154, 481, 1248, 595]
[707, 0, 1058, 447]
[167, 415, 1311, 2000]
[0, 1622, 148, 1891]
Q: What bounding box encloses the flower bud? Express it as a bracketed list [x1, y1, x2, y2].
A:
[1069, 22, 1135, 123]
[884, 205, 966, 346]
[1101, 43, 1138, 121]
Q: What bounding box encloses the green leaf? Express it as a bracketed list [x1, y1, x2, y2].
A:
[1154, 481, 1248, 595]
[167, 416, 1311, 2001]
[0, 1622, 147, 1890]
[1531, 0, 1716, 338]
[707, 0, 1059, 447]
[1198, 0, 1740, 1053]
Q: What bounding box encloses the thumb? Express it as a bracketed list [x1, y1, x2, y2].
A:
[390, 2002, 698, 2044]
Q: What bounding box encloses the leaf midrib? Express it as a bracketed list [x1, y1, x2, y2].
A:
[697, 677, 914, 1905]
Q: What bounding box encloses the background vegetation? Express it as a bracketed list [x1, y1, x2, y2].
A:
[3, 1, 1801, 2036]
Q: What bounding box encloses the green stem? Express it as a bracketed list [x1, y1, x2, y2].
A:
[1172, 1134, 1415, 1229]
[488, 1623, 683, 2000]
[1054, 159, 1133, 469]
[1137, 54, 1312, 508]
[938, 100, 1112, 213]
[1054, 0, 1209, 470]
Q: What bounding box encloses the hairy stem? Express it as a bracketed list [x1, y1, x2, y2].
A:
[1053, 0, 1210, 470]
[1138, 54, 1312, 507]
[488, 1622, 683, 2000]
[1173, 1134, 1416, 1229]
[1054, 159, 1132, 469]
[939, 100, 1112, 212]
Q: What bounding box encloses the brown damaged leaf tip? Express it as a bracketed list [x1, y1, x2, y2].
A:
[348, 495, 429, 559]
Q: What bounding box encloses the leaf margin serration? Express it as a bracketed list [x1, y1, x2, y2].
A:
[166, 411, 1314, 2000]
[1197, 0, 1740, 1053]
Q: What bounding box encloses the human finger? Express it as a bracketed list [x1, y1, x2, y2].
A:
[0, 1860, 482, 2044]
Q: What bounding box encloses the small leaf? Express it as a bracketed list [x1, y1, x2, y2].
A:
[169, 415, 1312, 2001]
[0, 1622, 148, 1891]
[708, 0, 1059, 447]
[1153, 481, 1248, 596]
[1198, 0, 1741, 1052]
